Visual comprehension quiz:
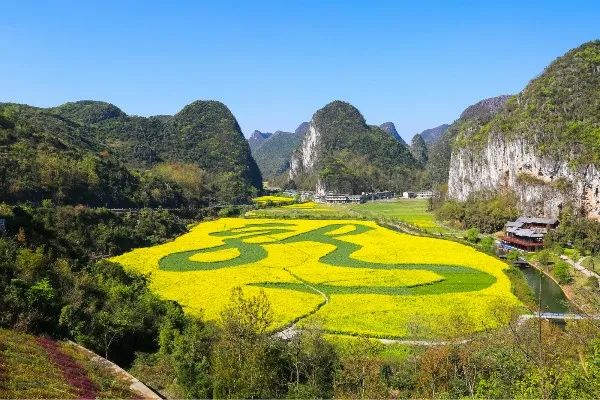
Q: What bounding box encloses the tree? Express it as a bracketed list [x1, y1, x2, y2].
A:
[553, 261, 572, 284]
[334, 339, 388, 399]
[537, 250, 553, 268]
[171, 319, 215, 398]
[507, 249, 521, 263]
[465, 228, 480, 243]
[212, 287, 282, 399]
[286, 324, 337, 398]
[479, 236, 495, 252]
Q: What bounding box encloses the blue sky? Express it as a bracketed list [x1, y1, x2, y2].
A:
[1, 1, 599, 141]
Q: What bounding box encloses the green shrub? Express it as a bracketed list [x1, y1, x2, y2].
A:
[465, 228, 480, 243]
[553, 261, 572, 284]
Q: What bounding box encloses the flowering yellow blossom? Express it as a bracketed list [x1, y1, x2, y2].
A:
[110, 218, 521, 338]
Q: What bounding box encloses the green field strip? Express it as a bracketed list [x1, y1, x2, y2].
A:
[157, 221, 496, 296]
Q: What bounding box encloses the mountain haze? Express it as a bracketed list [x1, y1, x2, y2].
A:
[419, 124, 450, 145]
[249, 125, 306, 182]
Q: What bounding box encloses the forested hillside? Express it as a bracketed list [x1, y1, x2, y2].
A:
[448, 40, 600, 218]
[0, 100, 261, 206]
[289, 101, 419, 193]
[250, 129, 305, 182]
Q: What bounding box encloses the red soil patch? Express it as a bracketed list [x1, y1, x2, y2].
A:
[36, 337, 98, 400]
[0, 342, 6, 391]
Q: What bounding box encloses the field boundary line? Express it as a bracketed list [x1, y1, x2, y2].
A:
[274, 268, 330, 339]
[67, 341, 162, 399]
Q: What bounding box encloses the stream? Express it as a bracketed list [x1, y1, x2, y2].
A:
[521, 266, 570, 313]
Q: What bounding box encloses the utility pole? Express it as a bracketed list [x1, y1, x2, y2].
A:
[538, 263, 545, 399]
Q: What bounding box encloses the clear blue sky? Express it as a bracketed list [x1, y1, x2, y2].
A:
[2, 1, 599, 141]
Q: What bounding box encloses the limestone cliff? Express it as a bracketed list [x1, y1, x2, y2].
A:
[289, 100, 418, 194]
[448, 41, 600, 218]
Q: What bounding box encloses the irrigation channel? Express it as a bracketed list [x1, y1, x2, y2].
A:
[520, 265, 570, 313]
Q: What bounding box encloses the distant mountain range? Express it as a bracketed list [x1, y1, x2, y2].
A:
[248, 130, 273, 152]
[379, 122, 407, 146]
[248, 124, 307, 182]
[4, 41, 597, 217]
[419, 124, 449, 144]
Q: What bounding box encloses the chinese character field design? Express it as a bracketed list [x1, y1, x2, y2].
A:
[110, 218, 521, 338]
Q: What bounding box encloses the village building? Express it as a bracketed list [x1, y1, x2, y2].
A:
[348, 194, 366, 203]
[402, 190, 433, 199]
[364, 191, 394, 200]
[501, 216, 559, 251]
[324, 193, 351, 204]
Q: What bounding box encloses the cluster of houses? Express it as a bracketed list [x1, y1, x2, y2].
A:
[281, 190, 314, 202]
[501, 216, 559, 251]
[314, 191, 395, 204]
[401, 191, 433, 199]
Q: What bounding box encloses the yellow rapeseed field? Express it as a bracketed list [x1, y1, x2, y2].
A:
[252, 195, 295, 204]
[110, 218, 521, 338]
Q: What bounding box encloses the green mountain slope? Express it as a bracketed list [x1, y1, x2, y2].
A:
[0, 103, 139, 206]
[1, 100, 262, 206]
[251, 129, 305, 181]
[410, 133, 428, 165]
[289, 101, 419, 193]
[53, 100, 262, 191]
[454, 40, 600, 164]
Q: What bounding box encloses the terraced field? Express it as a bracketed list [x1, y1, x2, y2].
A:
[111, 218, 520, 338]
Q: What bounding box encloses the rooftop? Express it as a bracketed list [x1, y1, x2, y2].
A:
[515, 216, 559, 225]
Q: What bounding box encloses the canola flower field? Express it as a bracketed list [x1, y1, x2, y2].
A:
[252, 195, 295, 205]
[111, 218, 521, 338]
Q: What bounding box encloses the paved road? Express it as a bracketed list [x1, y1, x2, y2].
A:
[560, 255, 600, 279]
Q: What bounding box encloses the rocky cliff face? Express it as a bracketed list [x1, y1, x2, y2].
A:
[289, 122, 319, 178]
[449, 135, 600, 218]
[289, 100, 418, 194]
[426, 95, 510, 186]
[379, 122, 407, 146]
[448, 41, 600, 219]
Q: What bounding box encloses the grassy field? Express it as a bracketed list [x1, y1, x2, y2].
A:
[249, 199, 459, 235]
[347, 199, 451, 233]
[247, 201, 360, 219]
[0, 329, 136, 399]
[111, 218, 520, 339]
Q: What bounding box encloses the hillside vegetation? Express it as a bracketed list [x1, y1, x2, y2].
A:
[290, 101, 420, 193]
[0, 329, 138, 398]
[454, 41, 600, 165]
[0, 100, 261, 207]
